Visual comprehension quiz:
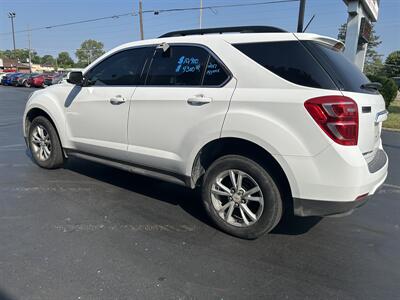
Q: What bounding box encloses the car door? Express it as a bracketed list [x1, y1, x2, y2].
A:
[127, 44, 236, 174]
[65, 47, 153, 161]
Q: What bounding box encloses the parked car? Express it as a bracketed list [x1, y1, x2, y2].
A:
[2, 72, 21, 86]
[43, 73, 56, 86]
[26, 74, 45, 88]
[50, 73, 66, 85]
[11, 73, 29, 86]
[0, 72, 7, 83]
[16, 73, 39, 87]
[23, 26, 388, 239]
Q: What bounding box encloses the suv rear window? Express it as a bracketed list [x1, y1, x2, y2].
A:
[234, 41, 337, 90]
[302, 41, 374, 94]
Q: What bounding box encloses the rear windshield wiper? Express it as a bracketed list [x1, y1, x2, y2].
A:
[360, 82, 382, 91]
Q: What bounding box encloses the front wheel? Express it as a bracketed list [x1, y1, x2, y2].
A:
[28, 116, 64, 169]
[202, 155, 283, 239]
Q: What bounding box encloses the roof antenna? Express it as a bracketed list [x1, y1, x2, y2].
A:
[303, 14, 315, 33]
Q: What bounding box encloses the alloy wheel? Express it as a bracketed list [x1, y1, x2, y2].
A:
[210, 169, 264, 227]
[31, 125, 52, 161]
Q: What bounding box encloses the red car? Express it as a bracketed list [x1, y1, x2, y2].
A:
[27, 74, 45, 88]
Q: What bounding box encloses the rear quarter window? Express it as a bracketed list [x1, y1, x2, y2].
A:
[302, 41, 375, 94]
[233, 41, 337, 90]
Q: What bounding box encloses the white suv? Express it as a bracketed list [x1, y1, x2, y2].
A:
[23, 26, 388, 239]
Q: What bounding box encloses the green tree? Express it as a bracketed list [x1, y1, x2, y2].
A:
[75, 39, 105, 67]
[0, 48, 41, 64]
[41, 54, 55, 66]
[337, 23, 383, 75]
[57, 51, 74, 68]
[367, 75, 398, 108]
[384, 50, 400, 78]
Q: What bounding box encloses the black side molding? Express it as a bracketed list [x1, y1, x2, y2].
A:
[293, 197, 369, 217]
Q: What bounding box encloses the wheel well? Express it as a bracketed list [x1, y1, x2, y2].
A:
[191, 138, 293, 210]
[25, 108, 64, 155]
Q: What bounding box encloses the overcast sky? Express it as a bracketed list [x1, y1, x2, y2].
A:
[0, 0, 399, 60]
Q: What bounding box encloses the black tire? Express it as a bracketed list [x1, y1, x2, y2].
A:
[28, 116, 64, 169]
[24, 81, 31, 88]
[202, 155, 283, 239]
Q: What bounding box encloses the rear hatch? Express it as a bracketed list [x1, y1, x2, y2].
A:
[296, 34, 387, 163]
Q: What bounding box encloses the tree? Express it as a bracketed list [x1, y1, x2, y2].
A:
[0, 48, 41, 64]
[41, 54, 55, 67]
[337, 23, 383, 75]
[57, 51, 74, 68]
[75, 39, 105, 67]
[367, 75, 398, 108]
[384, 51, 400, 78]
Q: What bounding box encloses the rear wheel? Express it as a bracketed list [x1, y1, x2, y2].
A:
[28, 116, 64, 169]
[202, 155, 282, 239]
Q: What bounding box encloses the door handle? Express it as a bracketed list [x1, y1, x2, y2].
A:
[187, 95, 212, 106]
[110, 95, 126, 105]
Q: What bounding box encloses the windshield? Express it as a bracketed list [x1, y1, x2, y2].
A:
[302, 41, 375, 94]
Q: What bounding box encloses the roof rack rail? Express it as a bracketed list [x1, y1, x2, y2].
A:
[159, 26, 287, 38]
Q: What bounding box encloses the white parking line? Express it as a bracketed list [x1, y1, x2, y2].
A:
[383, 183, 400, 190]
[0, 143, 25, 149]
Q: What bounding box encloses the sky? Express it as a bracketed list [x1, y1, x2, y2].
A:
[0, 0, 399, 61]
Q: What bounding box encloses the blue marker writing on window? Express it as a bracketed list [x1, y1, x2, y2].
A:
[176, 56, 185, 72]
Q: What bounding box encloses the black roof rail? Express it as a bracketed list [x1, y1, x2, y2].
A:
[159, 26, 287, 38]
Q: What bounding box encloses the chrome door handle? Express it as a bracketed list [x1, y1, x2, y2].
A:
[110, 95, 126, 105]
[187, 95, 212, 106]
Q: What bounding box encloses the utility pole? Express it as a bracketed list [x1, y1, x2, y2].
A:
[199, 0, 203, 29]
[8, 12, 16, 55]
[139, 0, 144, 40]
[28, 26, 32, 73]
[297, 0, 306, 32]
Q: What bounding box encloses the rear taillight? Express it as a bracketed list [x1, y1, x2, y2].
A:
[305, 96, 358, 146]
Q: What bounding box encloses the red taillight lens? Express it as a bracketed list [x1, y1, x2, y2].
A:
[305, 96, 358, 146]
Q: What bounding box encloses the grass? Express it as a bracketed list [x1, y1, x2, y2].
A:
[384, 93, 400, 130]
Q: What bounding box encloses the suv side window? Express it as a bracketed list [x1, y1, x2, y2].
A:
[203, 56, 229, 86]
[146, 45, 229, 86]
[234, 41, 337, 90]
[85, 47, 153, 86]
[146, 45, 208, 86]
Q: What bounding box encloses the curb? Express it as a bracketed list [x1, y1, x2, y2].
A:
[383, 127, 400, 132]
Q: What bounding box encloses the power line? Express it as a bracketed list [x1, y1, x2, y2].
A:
[0, 0, 299, 36]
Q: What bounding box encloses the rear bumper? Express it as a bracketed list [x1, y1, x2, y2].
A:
[293, 196, 370, 217]
[291, 150, 387, 217]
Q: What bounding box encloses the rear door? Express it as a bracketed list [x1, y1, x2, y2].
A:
[127, 44, 236, 173]
[302, 40, 387, 162]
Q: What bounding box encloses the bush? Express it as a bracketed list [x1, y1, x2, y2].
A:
[367, 75, 398, 108]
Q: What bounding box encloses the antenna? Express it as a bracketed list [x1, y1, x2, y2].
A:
[303, 14, 315, 32]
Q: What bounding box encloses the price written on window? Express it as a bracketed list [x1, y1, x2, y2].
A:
[176, 56, 201, 73]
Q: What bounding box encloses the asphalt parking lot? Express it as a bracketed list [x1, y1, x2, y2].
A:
[0, 86, 399, 300]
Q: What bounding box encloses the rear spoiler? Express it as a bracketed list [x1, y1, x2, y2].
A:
[293, 33, 345, 51]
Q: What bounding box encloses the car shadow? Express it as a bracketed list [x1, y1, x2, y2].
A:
[272, 215, 322, 235]
[0, 288, 16, 300]
[64, 157, 321, 236]
[64, 157, 212, 226]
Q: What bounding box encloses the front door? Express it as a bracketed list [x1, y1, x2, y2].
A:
[65, 46, 153, 161]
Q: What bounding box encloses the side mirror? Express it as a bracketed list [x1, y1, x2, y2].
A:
[67, 71, 84, 85]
